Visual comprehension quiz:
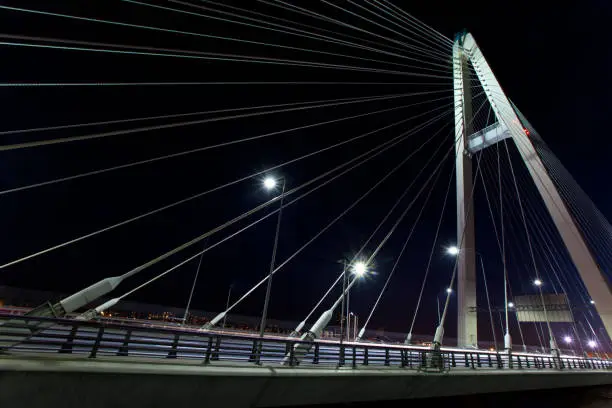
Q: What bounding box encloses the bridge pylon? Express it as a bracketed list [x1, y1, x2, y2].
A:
[453, 32, 612, 347]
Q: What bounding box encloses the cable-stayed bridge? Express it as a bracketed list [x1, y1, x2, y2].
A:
[1, 1, 612, 407]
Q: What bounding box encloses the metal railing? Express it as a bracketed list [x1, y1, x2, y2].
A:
[1, 314, 610, 373]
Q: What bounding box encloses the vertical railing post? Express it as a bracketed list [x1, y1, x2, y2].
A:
[59, 324, 78, 354]
[364, 347, 369, 366]
[212, 336, 221, 361]
[451, 352, 457, 368]
[288, 341, 295, 367]
[313, 343, 319, 365]
[339, 344, 345, 367]
[89, 326, 104, 359]
[352, 347, 357, 368]
[384, 348, 390, 366]
[167, 333, 180, 359]
[204, 337, 213, 364]
[117, 329, 131, 357]
[249, 339, 258, 363]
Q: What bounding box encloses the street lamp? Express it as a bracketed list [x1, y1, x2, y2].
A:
[263, 177, 277, 190]
[446, 246, 459, 256]
[352, 261, 367, 277]
[259, 175, 286, 338]
[590, 300, 596, 305]
[348, 312, 358, 341]
[563, 335, 572, 344]
[533, 278, 542, 287]
[588, 340, 597, 349]
[445, 245, 511, 351]
[345, 261, 368, 341]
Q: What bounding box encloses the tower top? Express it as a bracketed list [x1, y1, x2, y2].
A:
[454, 30, 468, 46]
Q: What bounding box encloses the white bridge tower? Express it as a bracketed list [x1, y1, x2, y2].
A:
[453, 32, 612, 349]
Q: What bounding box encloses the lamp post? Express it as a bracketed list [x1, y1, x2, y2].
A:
[340, 260, 347, 344]
[349, 312, 358, 341]
[446, 246, 504, 351]
[259, 176, 286, 338]
[530, 278, 559, 355]
[222, 283, 233, 331]
[345, 262, 366, 341]
[182, 248, 206, 325]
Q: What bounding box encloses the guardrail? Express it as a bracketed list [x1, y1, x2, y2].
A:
[1, 313, 610, 372]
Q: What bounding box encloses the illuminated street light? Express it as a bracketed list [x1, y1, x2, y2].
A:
[508, 302, 515, 308]
[588, 340, 597, 348]
[590, 300, 596, 305]
[533, 279, 542, 287]
[263, 177, 277, 190]
[446, 246, 459, 256]
[563, 336, 572, 344]
[446, 288, 452, 294]
[352, 262, 367, 277]
[259, 175, 286, 338]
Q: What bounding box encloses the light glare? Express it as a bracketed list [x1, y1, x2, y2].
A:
[508, 302, 515, 308]
[446, 246, 459, 256]
[353, 262, 367, 277]
[533, 279, 542, 287]
[263, 177, 277, 190]
[446, 288, 452, 294]
[588, 340, 597, 348]
[563, 336, 572, 344]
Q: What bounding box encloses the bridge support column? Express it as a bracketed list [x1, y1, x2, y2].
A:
[453, 34, 478, 349]
[458, 32, 612, 343]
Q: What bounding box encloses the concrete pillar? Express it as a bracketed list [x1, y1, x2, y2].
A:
[461, 31, 612, 342]
[453, 34, 478, 348]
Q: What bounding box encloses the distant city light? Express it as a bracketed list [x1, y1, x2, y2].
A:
[508, 302, 515, 308]
[263, 177, 277, 190]
[353, 262, 367, 277]
[563, 336, 572, 344]
[533, 279, 542, 287]
[446, 246, 459, 256]
[588, 340, 597, 348]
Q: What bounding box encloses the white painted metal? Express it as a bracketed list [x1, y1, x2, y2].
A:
[453, 35, 478, 349]
[467, 122, 511, 153]
[456, 32, 612, 342]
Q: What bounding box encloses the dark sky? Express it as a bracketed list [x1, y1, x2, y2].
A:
[0, 0, 610, 345]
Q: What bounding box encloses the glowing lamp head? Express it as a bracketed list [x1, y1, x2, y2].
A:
[588, 340, 597, 349]
[563, 336, 572, 344]
[446, 246, 459, 256]
[590, 300, 596, 305]
[508, 302, 515, 308]
[352, 262, 367, 277]
[446, 288, 452, 294]
[263, 177, 277, 190]
[533, 279, 542, 287]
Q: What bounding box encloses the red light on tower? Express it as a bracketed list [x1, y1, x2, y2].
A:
[524, 128, 530, 136]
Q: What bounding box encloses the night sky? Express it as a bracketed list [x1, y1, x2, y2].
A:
[1, 0, 611, 345]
